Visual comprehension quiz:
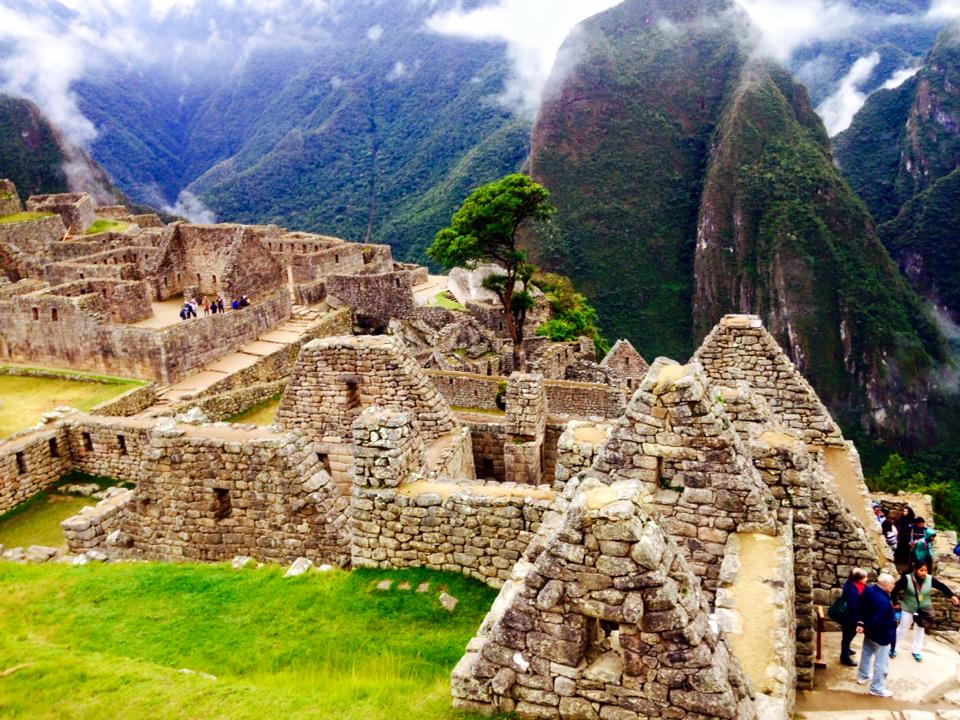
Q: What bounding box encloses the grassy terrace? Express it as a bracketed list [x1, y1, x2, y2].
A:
[228, 395, 282, 426]
[0, 563, 497, 720]
[0, 211, 54, 224]
[84, 219, 130, 235]
[0, 367, 144, 438]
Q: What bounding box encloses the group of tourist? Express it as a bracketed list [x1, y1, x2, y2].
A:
[834, 504, 959, 698]
[179, 294, 250, 321]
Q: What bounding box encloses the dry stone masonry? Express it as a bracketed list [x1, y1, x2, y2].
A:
[0, 178, 907, 720]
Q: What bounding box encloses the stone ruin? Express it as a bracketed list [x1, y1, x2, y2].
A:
[0, 306, 907, 719]
[0, 180, 907, 720]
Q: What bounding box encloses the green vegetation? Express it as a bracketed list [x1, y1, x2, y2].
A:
[0, 211, 53, 224]
[533, 272, 609, 357]
[429, 291, 467, 312]
[84, 219, 130, 235]
[0, 563, 497, 720]
[0, 494, 95, 548]
[870, 453, 960, 530]
[228, 394, 282, 426]
[526, 0, 751, 360]
[430, 174, 555, 366]
[0, 95, 70, 201]
[836, 24, 960, 321]
[0, 370, 143, 438]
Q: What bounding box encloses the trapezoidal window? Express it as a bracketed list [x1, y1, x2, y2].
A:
[82, 432, 93, 451]
[32, 307, 39, 321]
[117, 434, 127, 455]
[212, 488, 232, 520]
[51, 308, 58, 322]
[15, 452, 27, 475]
[345, 379, 361, 412]
[48, 438, 59, 458]
[316, 453, 332, 474]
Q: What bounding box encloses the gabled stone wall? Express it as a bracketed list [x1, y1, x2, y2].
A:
[592, 359, 777, 597]
[694, 315, 844, 445]
[452, 477, 758, 720]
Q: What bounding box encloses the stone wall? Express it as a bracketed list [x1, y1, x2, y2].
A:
[90, 383, 158, 417]
[466, 417, 508, 482]
[427, 369, 627, 419]
[0, 428, 71, 514]
[0, 214, 67, 279]
[112, 422, 349, 565]
[276, 335, 460, 445]
[27, 193, 95, 233]
[592, 359, 777, 597]
[694, 315, 844, 445]
[165, 381, 286, 423]
[452, 476, 757, 720]
[154, 289, 292, 384]
[0, 179, 21, 215]
[325, 271, 416, 326]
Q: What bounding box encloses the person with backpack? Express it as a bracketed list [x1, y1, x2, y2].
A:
[837, 568, 868, 666]
[891, 564, 958, 662]
[912, 527, 936, 573]
[895, 505, 916, 571]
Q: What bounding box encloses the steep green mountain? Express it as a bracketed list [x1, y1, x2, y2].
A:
[528, 0, 945, 434]
[71, 2, 528, 256]
[836, 23, 960, 321]
[0, 95, 74, 202]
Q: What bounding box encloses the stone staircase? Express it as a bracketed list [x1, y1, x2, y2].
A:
[141, 303, 328, 416]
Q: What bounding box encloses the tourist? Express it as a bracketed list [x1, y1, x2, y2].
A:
[881, 510, 900, 551]
[239, 295, 249, 308]
[231, 297, 240, 310]
[895, 505, 916, 571]
[855, 573, 898, 698]
[873, 504, 885, 523]
[911, 527, 936, 573]
[891, 564, 958, 662]
[203, 297, 210, 316]
[217, 296, 225, 313]
[839, 568, 869, 666]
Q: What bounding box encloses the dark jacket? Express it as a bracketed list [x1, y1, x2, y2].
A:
[857, 584, 897, 646]
[840, 579, 865, 626]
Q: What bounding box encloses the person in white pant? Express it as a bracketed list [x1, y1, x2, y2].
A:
[890, 564, 959, 662]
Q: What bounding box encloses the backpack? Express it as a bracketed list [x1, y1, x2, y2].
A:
[827, 594, 848, 624]
[953, 542, 960, 558]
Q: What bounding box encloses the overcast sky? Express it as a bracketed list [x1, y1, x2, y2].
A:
[0, 0, 956, 145]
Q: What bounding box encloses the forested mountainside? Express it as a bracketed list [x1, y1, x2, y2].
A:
[71, 2, 528, 260]
[0, 95, 112, 204]
[836, 23, 960, 323]
[527, 0, 946, 437]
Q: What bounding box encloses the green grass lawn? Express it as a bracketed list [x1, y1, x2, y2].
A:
[227, 396, 281, 426]
[0, 563, 498, 720]
[84, 219, 130, 235]
[0, 493, 95, 548]
[0, 371, 143, 438]
[0, 211, 54, 224]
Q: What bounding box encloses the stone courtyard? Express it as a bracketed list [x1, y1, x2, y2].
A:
[2, 180, 960, 720]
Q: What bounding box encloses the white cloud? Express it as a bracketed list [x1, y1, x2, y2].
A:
[928, 0, 960, 21]
[882, 66, 920, 90]
[426, 0, 622, 118]
[366, 24, 384, 42]
[164, 190, 217, 223]
[817, 53, 880, 136]
[386, 61, 409, 81]
[738, 0, 864, 62]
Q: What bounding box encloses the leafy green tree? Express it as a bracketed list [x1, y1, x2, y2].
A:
[429, 174, 555, 367]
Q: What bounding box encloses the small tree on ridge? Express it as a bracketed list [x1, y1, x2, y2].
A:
[428, 174, 555, 369]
